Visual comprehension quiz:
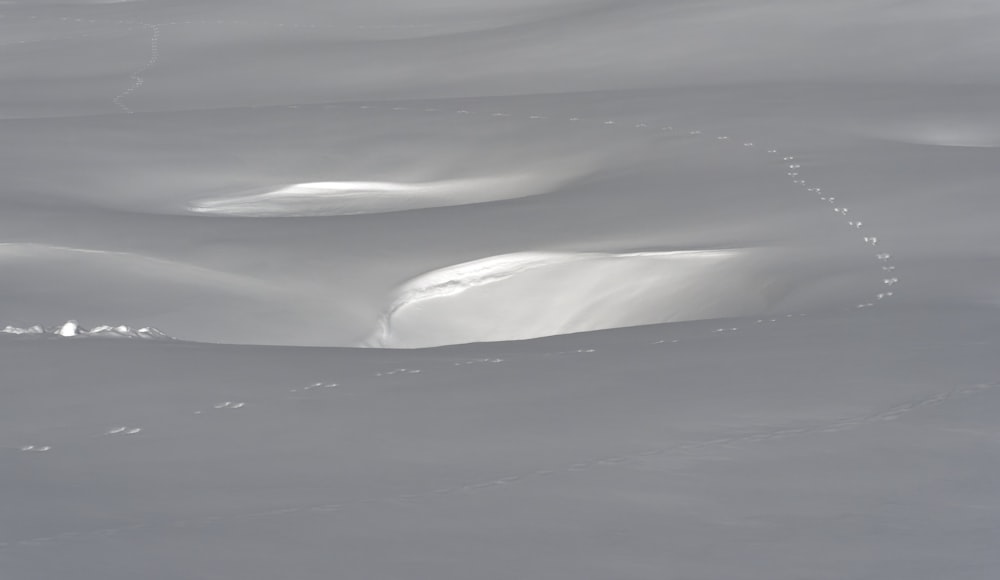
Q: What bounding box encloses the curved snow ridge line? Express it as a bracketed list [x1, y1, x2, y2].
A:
[1, 320, 174, 340]
[367, 252, 590, 346]
[366, 249, 747, 348]
[187, 172, 584, 217]
[8, 380, 995, 550]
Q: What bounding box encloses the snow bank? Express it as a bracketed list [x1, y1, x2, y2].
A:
[1, 320, 174, 340]
[367, 249, 782, 347]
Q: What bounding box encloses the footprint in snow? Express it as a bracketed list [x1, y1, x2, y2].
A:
[20, 445, 52, 452]
[105, 426, 142, 435]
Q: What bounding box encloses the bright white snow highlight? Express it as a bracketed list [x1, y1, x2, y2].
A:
[366, 249, 782, 347]
[188, 173, 573, 216]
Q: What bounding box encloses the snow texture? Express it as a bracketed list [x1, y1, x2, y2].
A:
[2, 0, 1000, 579]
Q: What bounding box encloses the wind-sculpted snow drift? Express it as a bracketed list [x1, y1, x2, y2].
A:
[368, 249, 782, 348]
[188, 173, 578, 217]
[4, 1, 1000, 579]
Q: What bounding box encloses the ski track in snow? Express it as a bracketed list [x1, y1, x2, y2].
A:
[1, 10, 917, 552]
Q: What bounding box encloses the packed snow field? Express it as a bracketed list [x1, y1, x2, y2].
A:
[2, 1, 1000, 579]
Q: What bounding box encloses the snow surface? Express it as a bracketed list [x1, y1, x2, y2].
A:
[2, 1, 1000, 579]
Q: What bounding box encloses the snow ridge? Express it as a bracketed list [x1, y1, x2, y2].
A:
[1, 320, 174, 340]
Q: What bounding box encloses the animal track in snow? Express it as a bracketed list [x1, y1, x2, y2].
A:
[304, 382, 338, 391]
[112, 23, 160, 114]
[454, 358, 505, 366]
[374, 368, 421, 377]
[19, 445, 52, 453]
[9, 380, 995, 551]
[105, 426, 142, 436]
[195, 401, 247, 413]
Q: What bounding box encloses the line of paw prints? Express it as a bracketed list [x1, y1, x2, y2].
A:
[0, 14, 158, 114]
[289, 382, 338, 393]
[193, 400, 247, 414]
[453, 358, 505, 366]
[0, 330, 743, 454]
[8, 364, 483, 453]
[107, 16, 458, 113]
[337, 102, 899, 313]
[105, 426, 142, 436]
[112, 23, 159, 114]
[766, 150, 898, 308]
[18, 429, 141, 454]
[18, 445, 52, 453]
[7, 380, 994, 552]
[2, 14, 488, 115]
[16, 404, 242, 452]
[374, 368, 421, 377]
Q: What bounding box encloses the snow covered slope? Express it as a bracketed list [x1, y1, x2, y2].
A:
[1, 0, 999, 578]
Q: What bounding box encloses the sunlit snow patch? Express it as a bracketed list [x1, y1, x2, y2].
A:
[366, 249, 777, 348]
[188, 173, 567, 217]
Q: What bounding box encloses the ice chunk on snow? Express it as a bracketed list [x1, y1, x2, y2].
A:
[56, 320, 82, 337]
[1, 321, 174, 340]
[2, 325, 45, 335]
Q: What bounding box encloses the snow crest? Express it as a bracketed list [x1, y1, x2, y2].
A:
[187, 172, 581, 217]
[364, 249, 779, 348]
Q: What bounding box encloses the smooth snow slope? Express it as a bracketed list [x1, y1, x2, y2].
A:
[2, 0, 1000, 578]
[3, 306, 1000, 580]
